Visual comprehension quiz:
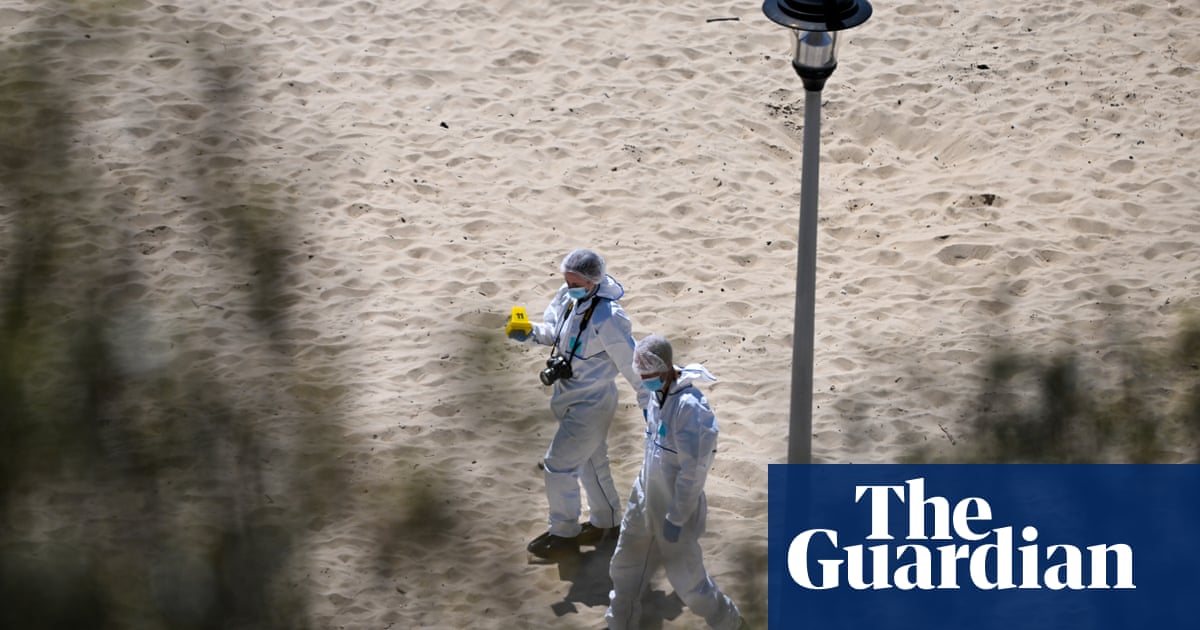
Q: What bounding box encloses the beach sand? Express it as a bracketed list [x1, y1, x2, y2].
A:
[1, 0, 1198, 627]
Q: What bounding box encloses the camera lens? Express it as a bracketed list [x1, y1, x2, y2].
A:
[539, 356, 571, 386]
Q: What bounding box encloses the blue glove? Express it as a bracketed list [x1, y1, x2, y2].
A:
[507, 329, 530, 342]
[642, 408, 648, 421]
[662, 519, 681, 544]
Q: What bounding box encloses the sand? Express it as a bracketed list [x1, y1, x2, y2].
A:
[1, 0, 1198, 628]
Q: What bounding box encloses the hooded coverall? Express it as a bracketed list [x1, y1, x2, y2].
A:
[605, 365, 742, 630]
[528, 274, 648, 538]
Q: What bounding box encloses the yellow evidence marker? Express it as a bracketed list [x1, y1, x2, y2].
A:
[505, 306, 533, 336]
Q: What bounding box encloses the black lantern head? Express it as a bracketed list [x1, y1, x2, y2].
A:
[762, 0, 873, 32]
[762, 0, 873, 91]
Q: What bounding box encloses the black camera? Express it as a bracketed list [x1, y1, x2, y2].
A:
[539, 355, 573, 386]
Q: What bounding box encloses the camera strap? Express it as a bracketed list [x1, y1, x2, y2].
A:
[548, 296, 603, 368]
[547, 300, 573, 358]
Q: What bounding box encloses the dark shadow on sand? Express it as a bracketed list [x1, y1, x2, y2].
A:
[534, 539, 685, 629]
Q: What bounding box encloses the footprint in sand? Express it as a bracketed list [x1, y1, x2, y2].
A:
[935, 243, 995, 266]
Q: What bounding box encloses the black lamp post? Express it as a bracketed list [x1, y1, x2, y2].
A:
[762, 0, 872, 464]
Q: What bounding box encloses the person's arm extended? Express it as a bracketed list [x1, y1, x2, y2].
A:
[597, 306, 650, 409]
[529, 289, 569, 346]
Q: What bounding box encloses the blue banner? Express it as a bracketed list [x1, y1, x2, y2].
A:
[768, 465, 1200, 629]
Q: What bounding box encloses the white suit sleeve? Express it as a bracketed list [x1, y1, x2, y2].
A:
[529, 290, 569, 346]
[665, 399, 718, 526]
[597, 306, 651, 409]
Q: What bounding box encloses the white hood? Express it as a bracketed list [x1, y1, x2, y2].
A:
[674, 363, 716, 390]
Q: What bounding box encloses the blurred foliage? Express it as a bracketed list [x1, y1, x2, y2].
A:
[0, 7, 360, 630]
[731, 543, 768, 629]
[908, 315, 1200, 463]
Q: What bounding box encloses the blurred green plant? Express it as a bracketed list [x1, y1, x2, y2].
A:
[907, 315, 1200, 464]
[0, 11, 357, 630]
[730, 542, 768, 629]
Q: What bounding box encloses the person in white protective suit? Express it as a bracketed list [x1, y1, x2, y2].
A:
[606, 335, 743, 630]
[507, 249, 650, 558]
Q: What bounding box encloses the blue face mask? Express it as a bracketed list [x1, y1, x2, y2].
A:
[567, 286, 590, 300]
[641, 376, 664, 392]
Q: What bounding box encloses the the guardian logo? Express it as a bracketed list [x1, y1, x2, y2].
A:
[788, 478, 1135, 591]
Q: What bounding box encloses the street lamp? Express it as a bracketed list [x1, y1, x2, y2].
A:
[762, 0, 872, 464]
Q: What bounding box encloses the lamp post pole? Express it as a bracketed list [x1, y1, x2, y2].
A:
[789, 86, 823, 465]
[762, 0, 872, 464]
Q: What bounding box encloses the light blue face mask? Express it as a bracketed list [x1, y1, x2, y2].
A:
[641, 376, 664, 392]
[568, 286, 590, 300]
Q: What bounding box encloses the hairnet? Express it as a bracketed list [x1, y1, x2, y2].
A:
[633, 335, 673, 375]
[560, 249, 606, 284]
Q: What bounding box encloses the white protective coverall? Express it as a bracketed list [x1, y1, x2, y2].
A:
[528, 274, 649, 538]
[606, 364, 742, 630]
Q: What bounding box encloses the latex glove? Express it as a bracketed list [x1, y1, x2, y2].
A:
[507, 329, 530, 342]
[662, 519, 681, 544]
